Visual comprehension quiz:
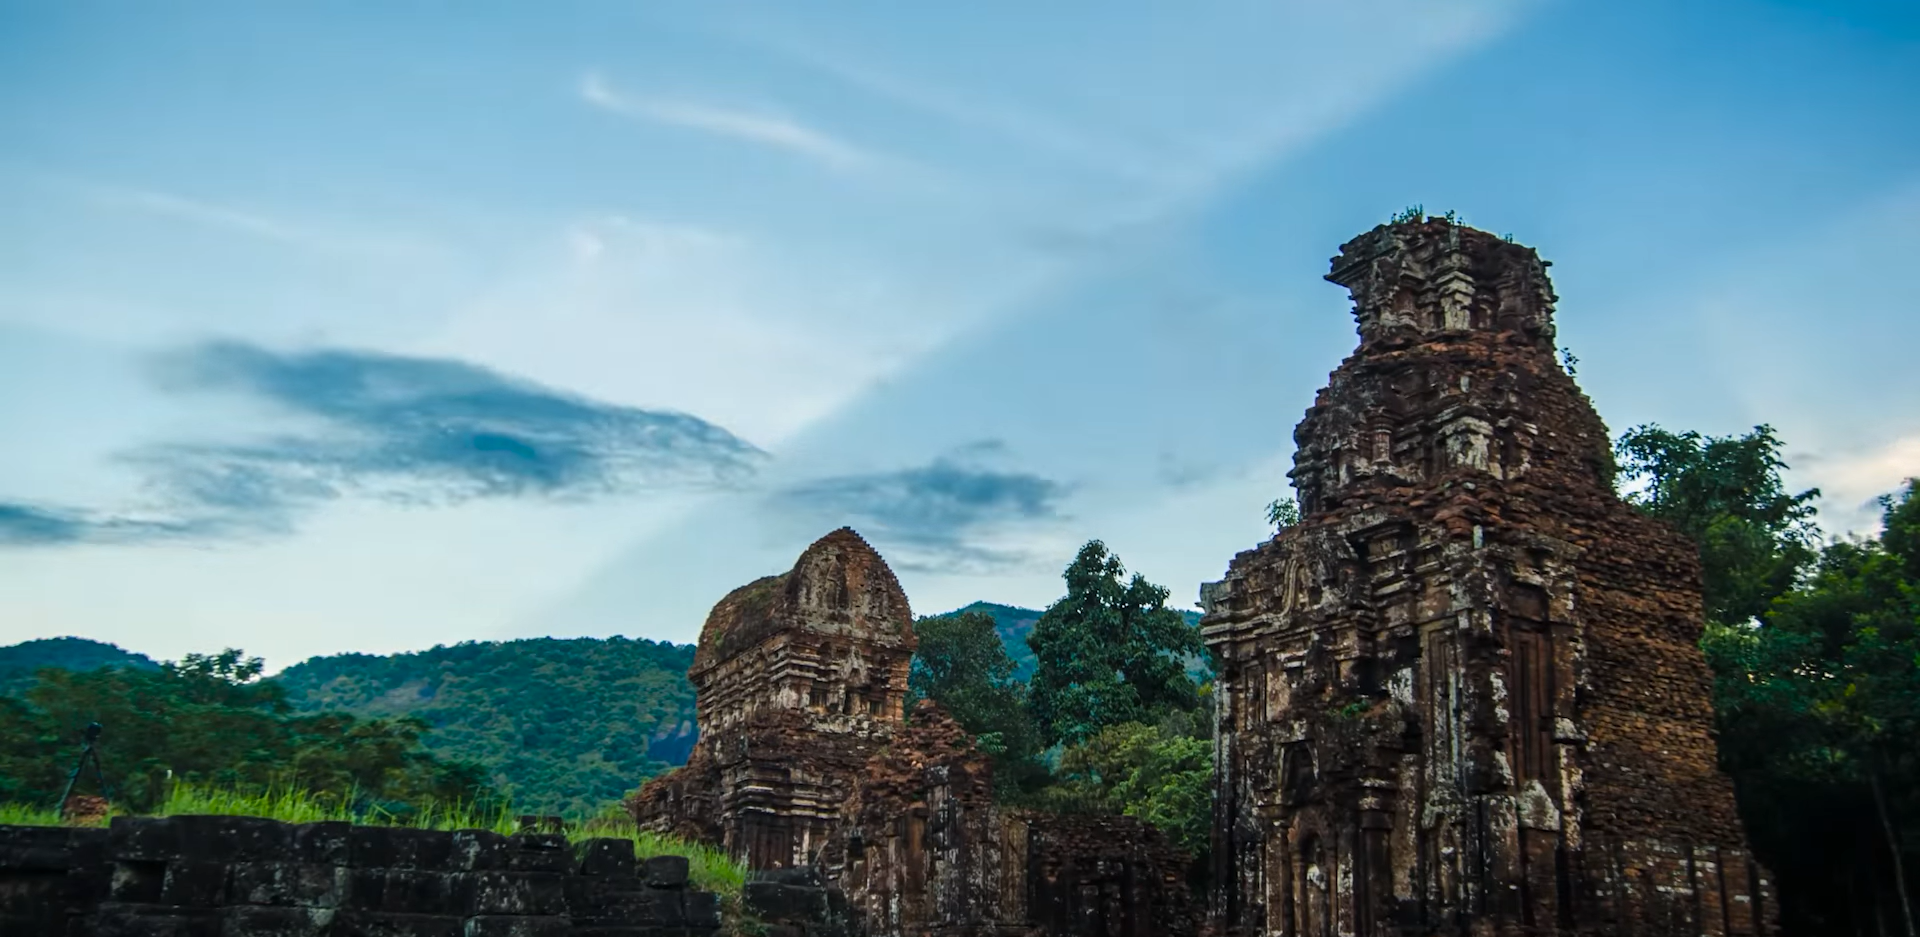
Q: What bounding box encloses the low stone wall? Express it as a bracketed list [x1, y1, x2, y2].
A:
[0, 816, 724, 936]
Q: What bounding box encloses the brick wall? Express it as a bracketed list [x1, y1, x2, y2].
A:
[0, 816, 724, 936]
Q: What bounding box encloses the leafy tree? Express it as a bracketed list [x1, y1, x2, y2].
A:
[1047, 721, 1213, 855]
[1615, 423, 1821, 626]
[908, 611, 1045, 794]
[1265, 497, 1301, 532]
[1027, 541, 1204, 747]
[1620, 420, 1917, 933]
[1705, 481, 1919, 935]
[0, 648, 494, 816]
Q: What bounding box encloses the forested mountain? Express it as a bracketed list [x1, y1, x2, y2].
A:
[0, 649, 486, 814]
[273, 637, 698, 816]
[0, 600, 1177, 815]
[0, 637, 155, 695]
[942, 601, 1205, 681]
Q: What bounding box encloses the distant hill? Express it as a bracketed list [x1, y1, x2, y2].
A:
[933, 601, 1209, 682]
[273, 637, 698, 817]
[0, 636, 156, 695]
[0, 597, 1208, 814]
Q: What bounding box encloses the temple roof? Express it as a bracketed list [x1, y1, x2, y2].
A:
[689, 527, 915, 674]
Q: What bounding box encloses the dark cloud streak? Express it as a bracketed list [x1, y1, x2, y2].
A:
[0, 501, 204, 547]
[1, 340, 766, 548]
[777, 449, 1068, 573]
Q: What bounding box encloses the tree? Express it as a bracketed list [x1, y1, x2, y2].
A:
[1266, 497, 1300, 532]
[1027, 541, 1204, 748]
[909, 611, 1045, 793]
[1710, 480, 1919, 936]
[1625, 419, 1917, 933]
[0, 648, 495, 816]
[1615, 423, 1821, 626]
[1048, 721, 1212, 855]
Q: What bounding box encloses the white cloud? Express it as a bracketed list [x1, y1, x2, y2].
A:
[1793, 433, 1920, 536]
[579, 73, 873, 170]
[737, 29, 1165, 186]
[422, 215, 974, 448]
[78, 182, 440, 261]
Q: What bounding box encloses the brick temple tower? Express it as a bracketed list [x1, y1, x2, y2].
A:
[1198, 219, 1775, 935]
[630, 527, 917, 869]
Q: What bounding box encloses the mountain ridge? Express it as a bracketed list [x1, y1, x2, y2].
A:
[0, 600, 1206, 811]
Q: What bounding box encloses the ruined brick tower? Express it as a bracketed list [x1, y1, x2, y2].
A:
[629, 527, 916, 869]
[1199, 219, 1775, 935]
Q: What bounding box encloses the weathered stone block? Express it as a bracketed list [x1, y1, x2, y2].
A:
[744, 881, 828, 923]
[219, 904, 338, 937]
[158, 859, 227, 907]
[109, 816, 180, 862]
[168, 815, 295, 863]
[0, 869, 66, 915]
[110, 859, 166, 903]
[640, 854, 687, 888]
[461, 914, 570, 937]
[349, 827, 455, 871]
[326, 909, 466, 937]
[228, 860, 341, 907]
[346, 868, 466, 914]
[86, 901, 221, 937]
[684, 889, 723, 928]
[464, 870, 565, 916]
[572, 884, 684, 925]
[0, 824, 81, 871]
[293, 822, 351, 866]
[450, 829, 510, 872]
[574, 838, 636, 878]
[505, 833, 570, 873]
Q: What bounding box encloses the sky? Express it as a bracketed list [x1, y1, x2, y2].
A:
[2, 0, 1916, 669]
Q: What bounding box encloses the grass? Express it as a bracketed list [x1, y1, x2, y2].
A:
[0, 783, 746, 895]
[0, 802, 68, 826]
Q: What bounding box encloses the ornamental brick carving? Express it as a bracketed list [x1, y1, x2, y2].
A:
[1199, 219, 1776, 936]
[630, 529, 1201, 937]
[629, 527, 917, 871]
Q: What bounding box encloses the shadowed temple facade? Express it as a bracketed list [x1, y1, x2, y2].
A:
[629, 527, 917, 870]
[628, 220, 1776, 937]
[1199, 219, 1775, 935]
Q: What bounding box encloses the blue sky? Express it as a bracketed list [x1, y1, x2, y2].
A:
[2, 0, 1916, 668]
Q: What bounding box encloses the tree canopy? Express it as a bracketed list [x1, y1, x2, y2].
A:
[907, 610, 1045, 793]
[1619, 422, 1918, 934]
[0, 648, 491, 817]
[1616, 423, 1822, 626]
[1027, 540, 1207, 748]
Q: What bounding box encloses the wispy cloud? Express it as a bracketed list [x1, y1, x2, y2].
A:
[78, 183, 438, 260]
[0, 502, 203, 547]
[0, 341, 766, 548]
[738, 31, 1163, 184]
[579, 73, 872, 170]
[775, 443, 1068, 573]
[1792, 433, 1920, 535]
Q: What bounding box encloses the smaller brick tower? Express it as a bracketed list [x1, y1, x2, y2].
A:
[1200, 218, 1775, 935]
[630, 527, 916, 869]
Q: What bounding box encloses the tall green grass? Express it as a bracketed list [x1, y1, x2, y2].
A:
[0, 782, 745, 895]
[0, 802, 70, 826]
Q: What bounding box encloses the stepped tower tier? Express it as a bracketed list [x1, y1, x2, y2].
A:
[630, 527, 916, 869]
[1200, 218, 1776, 936]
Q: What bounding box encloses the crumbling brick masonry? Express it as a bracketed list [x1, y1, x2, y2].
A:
[1198, 219, 1776, 936]
[629, 527, 918, 871]
[631, 528, 1201, 937]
